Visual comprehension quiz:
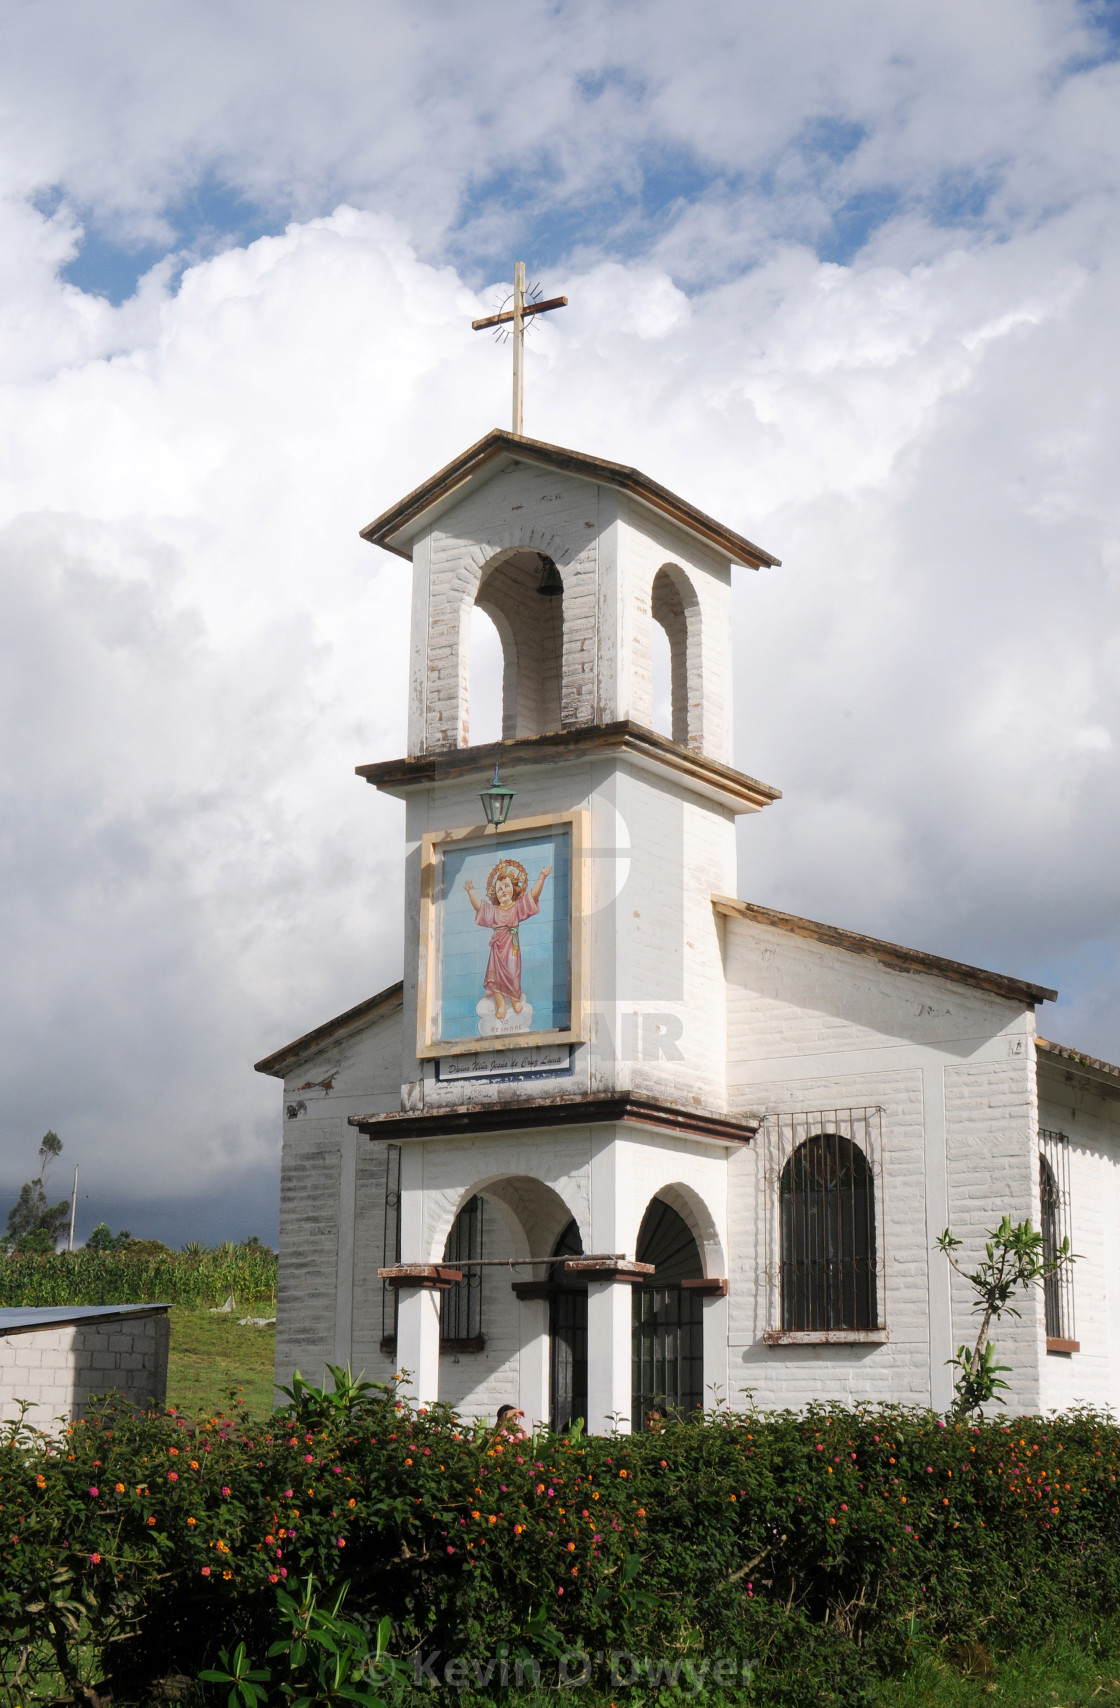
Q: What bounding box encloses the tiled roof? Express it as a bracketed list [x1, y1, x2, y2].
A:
[1037, 1037, 1120, 1083]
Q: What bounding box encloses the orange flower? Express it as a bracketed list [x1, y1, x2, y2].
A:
[187, 1518, 197, 1527]
[35, 1474, 46, 1489]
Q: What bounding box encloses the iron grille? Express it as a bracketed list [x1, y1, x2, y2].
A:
[549, 1217, 586, 1433]
[761, 1108, 885, 1333]
[631, 1198, 703, 1423]
[440, 1195, 484, 1343]
[1039, 1130, 1075, 1342]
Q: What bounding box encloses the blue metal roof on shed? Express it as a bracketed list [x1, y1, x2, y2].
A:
[0, 1304, 169, 1335]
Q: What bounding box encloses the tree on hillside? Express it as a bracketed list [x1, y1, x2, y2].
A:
[3, 1131, 70, 1253]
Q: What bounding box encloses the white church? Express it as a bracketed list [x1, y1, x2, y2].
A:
[258, 409, 1120, 1429]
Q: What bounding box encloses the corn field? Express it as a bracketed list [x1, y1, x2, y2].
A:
[0, 1246, 277, 1308]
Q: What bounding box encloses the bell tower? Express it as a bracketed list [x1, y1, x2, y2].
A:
[352, 426, 782, 1427]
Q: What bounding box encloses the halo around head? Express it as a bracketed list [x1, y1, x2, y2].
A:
[486, 858, 529, 903]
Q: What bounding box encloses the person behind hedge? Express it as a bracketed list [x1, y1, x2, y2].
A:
[494, 1404, 526, 1440]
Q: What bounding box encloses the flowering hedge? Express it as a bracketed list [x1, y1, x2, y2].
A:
[2, 1388, 1120, 1704]
[0, 1245, 277, 1308]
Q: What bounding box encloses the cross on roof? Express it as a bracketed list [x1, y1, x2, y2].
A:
[471, 261, 568, 437]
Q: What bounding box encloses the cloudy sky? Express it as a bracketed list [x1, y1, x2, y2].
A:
[1, 0, 1118, 1244]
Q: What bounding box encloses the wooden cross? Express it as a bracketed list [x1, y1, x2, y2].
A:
[471, 261, 568, 436]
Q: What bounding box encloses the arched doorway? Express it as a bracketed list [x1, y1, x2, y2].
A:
[548, 1217, 586, 1433]
[632, 1198, 704, 1425]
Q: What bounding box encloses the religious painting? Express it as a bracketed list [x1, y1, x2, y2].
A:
[416, 812, 587, 1057]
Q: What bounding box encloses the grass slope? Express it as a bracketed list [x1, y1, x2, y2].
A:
[165, 1306, 276, 1418]
[874, 1620, 1120, 1705]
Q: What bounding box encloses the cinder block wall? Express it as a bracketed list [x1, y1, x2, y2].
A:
[0, 1313, 170, 1433]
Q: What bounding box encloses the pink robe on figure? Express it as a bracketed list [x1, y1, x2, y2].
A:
[476, 892, 540, 1001]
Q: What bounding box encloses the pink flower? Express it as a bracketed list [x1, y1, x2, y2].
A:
[283, 1488, 293, 1497]
[337, 1537, 346, 1548]
[90, 1552, 101, 1564]
[200, 1566, 211, 1577]
[304, 1454, 313, 1463]
[279, 1567, 287, 1578]
[88, 1487, 99, 1497]
[167, 1472, 178, 1482]
[221, 1486, 230, 1496]
[447, 1546, 455, 1554]
[269, 1573, 279, 1583]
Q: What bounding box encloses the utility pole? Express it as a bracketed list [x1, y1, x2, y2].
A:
[67, 1163, 78, 1253]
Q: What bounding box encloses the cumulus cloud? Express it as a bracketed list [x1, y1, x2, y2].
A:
[0, 3, 1117, 1239]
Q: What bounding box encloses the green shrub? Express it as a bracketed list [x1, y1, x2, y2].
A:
[1, 1390, 1118, 1705]
[0, 1244, 276, 1309]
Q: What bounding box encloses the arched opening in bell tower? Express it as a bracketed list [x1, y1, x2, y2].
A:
[467, 604, 505, 746]
[473, 551, 565, 742]
[650, 565, 702, 750]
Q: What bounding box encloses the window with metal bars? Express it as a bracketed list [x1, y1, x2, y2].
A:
[1039, 1130, 1076, 1347]
[379, 1143, 401, 1355]
[631, 1198, 703, 1424]
[378, 1153, 485, 1355]
[779, 1133, 878, 1332]
[440, 1194, 485, 1349]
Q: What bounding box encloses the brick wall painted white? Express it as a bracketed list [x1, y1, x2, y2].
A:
[1037, 1062, 1120, 1411]
[722, 913, 1052, 1413]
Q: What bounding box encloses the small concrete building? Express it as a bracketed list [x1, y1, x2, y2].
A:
[258, 428, 1120, 1428]
[0, 1304, 170, 1432]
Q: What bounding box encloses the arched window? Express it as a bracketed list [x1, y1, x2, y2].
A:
[632, 1198, 703, 1423]
[440, 1194, 484, 1349]
[1039, 1135, 1075, 1345]
[780, 1135, 877, 1332]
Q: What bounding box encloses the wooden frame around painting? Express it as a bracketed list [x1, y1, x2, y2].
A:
[416, 810, 589, 1059]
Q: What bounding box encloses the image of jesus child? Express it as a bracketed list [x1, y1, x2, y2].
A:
[464, 857, 552, 1019]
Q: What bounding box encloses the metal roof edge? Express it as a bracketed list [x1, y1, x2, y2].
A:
[714, 896, 1058, 1007]
[254, 980, 405, 1078]
[359, 430, 780, 569]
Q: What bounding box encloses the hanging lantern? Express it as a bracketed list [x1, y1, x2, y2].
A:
[535, 553, 564, 597]
[480, 762, 516, 827]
